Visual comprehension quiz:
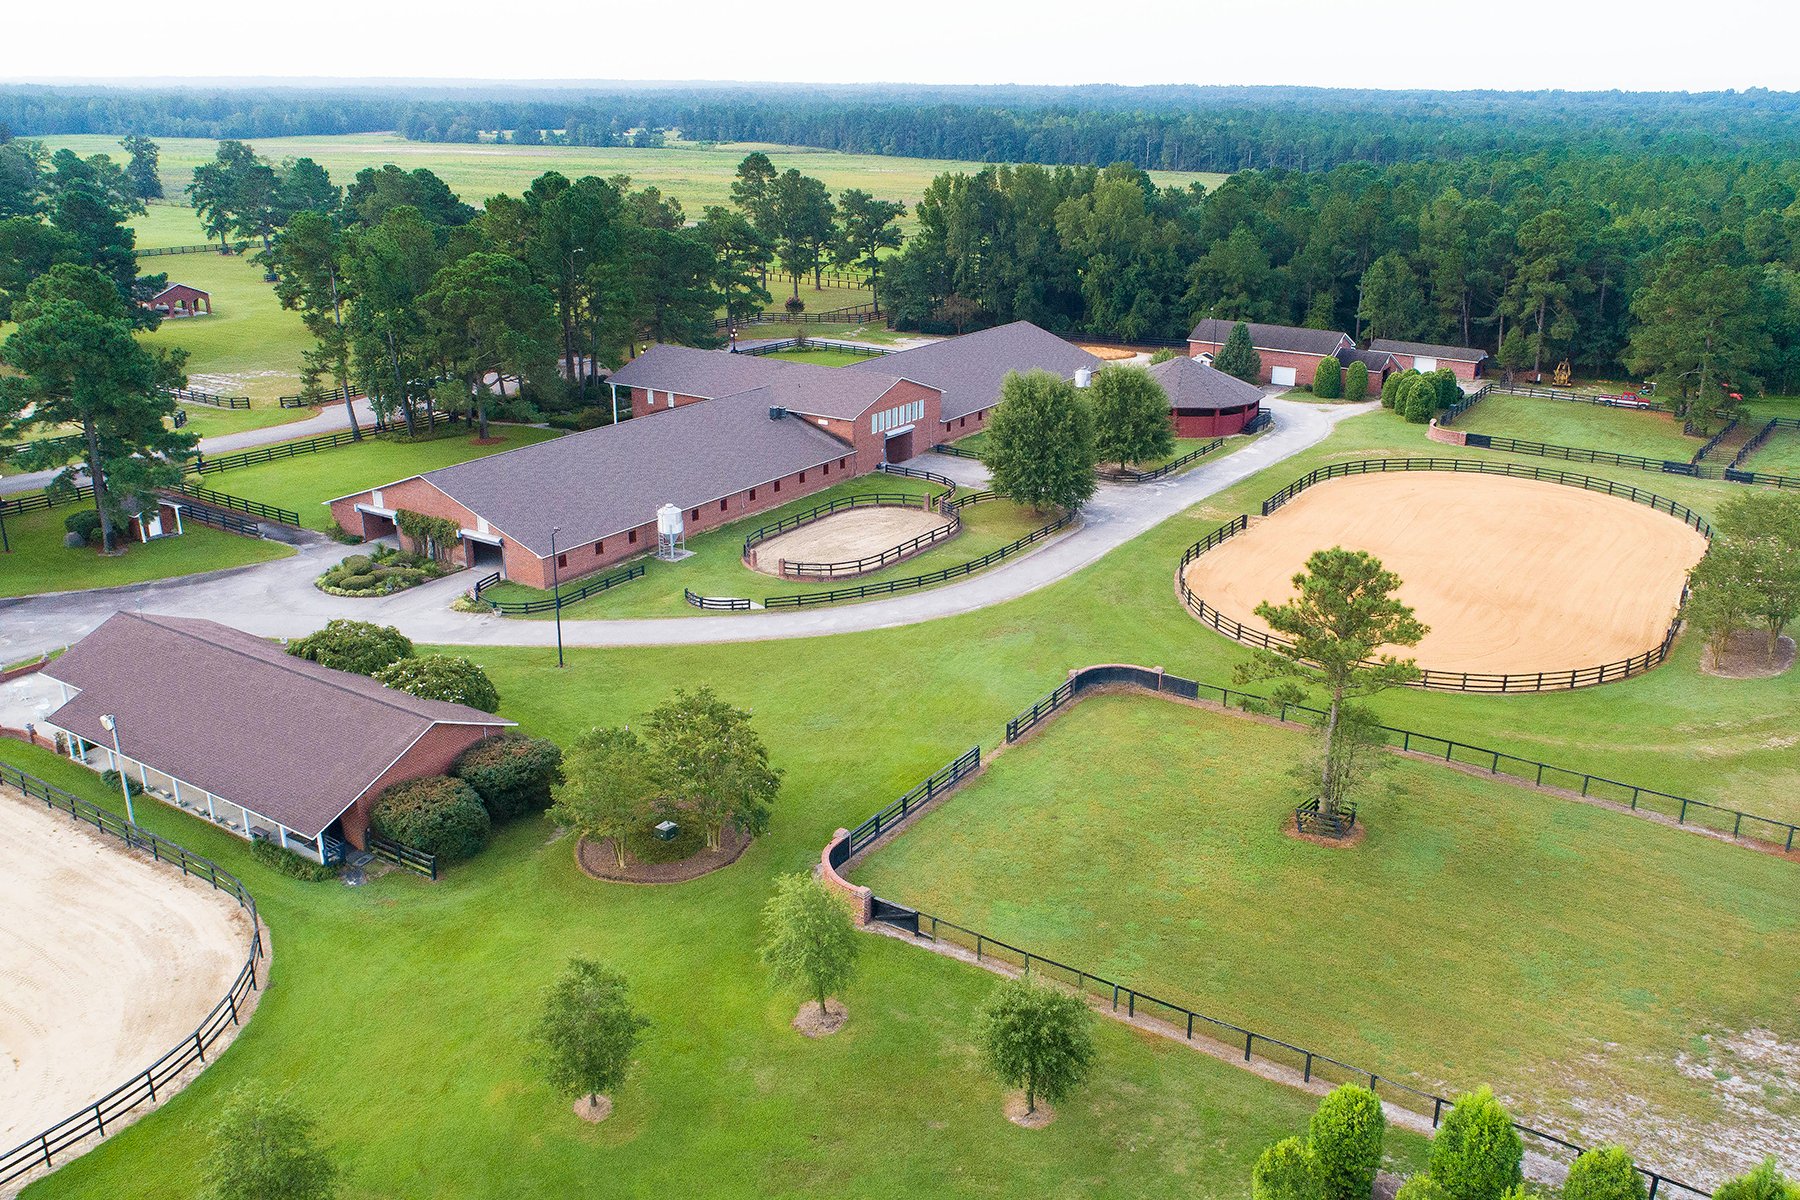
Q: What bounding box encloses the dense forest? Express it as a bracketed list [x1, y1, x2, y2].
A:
[881, 151, 1800, 410]
[7, 83, 1800, 170]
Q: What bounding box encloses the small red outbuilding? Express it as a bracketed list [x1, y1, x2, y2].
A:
[1148, 355, 1265, 437]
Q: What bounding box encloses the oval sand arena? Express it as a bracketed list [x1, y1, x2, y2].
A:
[752, 506, 954, 576]
[0, 791, 253, 1151]
[1183, 472, 1710, 677]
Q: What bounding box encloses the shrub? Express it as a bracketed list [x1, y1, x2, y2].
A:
[1309, 1084, 1385, 1200]
[454, 733, 565, 821]
[1431, 368, 1461, 410]
[1213, 321, 1262, 382]
[784, 294, 806, 315]
[372, 775, 491, 861]
[1713, 1158, 1800, 1200]
[286, 619, 414, 676]
[1563, 1147, 1647, 1200]
[1428, 1087, 1523, 1200]
[100, 768, 144, 797]
[1381, 370, 1406, 408]
[1345, 360, 1370, 401]
[1148, 347, 1180, 365]
[251, 837, 338, 882]
[1401, 375, 1437, 424]
[1395, 1178, 1451, 1200]
[1313, 357, 1343, 399]
[64, 509, 102, 542]
[1252, 1136, 1320, 1200]
[374, 655, 501, 712]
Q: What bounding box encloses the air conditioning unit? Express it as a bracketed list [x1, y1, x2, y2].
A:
[769, 406, 788, 420]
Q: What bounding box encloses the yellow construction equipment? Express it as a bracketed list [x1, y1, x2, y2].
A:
[1551, 359, 1573, 387]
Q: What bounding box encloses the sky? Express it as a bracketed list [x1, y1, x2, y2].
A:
[8, 0, 1799, 93]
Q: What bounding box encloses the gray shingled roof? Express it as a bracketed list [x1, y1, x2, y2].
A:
[418, 388, 852, 557]
[1336, 347, 1399, 370]
[1146, 356, 1266, 411]
[1368, 338, 1489, 363]
[846, 321, 1104, 421]
[606, 343, 910, 421]
[43, 613, 510, 838]
[1188, 319, 1351, 357]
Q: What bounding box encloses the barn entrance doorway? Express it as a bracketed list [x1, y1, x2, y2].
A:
[464, 535, 504, 575]
[884, 427, 915, 464]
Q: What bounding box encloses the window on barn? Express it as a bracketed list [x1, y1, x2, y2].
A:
[799, 472, 806, 483]
[628, 529, 637, 544]
[689, 508, 699, 522]
[774, 480, 782, 492]
[557, 553, 567, 568]
[719, 498, 728, 512]
[594, 541, 603, 555]
[749, 488, 757, 501]
[823, 463, 830, 476]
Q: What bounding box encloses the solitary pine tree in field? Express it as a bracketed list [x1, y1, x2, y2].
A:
[203, 1088, 338, 1200]
[530, 959, 650, 1116]
[984, 369, 1097, 513]
[1089, 364, 1173, 470]
[1235, 548, 1426, 815]
[975, 978, 1096, 1120]
[760, 873, 860, 1026]
[1212, 321, 1262, 383]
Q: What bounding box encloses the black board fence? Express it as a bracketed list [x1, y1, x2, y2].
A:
[685, 588, 753, 611]
[1457, 431, 1800, 491]
[163, 481, 300, 527]
[367, 831, 438, 880]
[164, 387, 251, 410]
[737, 337, 891, 359]
[828, 691, 1728, 1198]
[471, 562, 646, 615]
[1003, 664, 1800, 853]
[930, 441, 983, 460]
[742, 490, 941, 560]
[136, 240, 252, 258]
[1096, 436, 1226, 483]
[0, 761, 264, 1187]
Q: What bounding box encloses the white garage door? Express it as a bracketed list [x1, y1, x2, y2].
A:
[1414, 357, 1438, 372]
[1271, 366, 1297, 386]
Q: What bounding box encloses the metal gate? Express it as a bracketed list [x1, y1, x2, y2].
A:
[871, 896, 920, 936]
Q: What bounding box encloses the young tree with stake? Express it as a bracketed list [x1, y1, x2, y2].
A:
[1235, 547, 1426, 815]
[530, 959, 650, 1119]
[759, 873, 860, 1029]
[974, 977, 1096, 1122]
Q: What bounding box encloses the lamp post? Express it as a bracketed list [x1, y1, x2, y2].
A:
[549, 525, 565, 669]
[98, 713, 136, 825]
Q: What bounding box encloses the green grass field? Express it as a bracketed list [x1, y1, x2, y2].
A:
[479, 474, 1057, 618]
[759, 347, 876, 367]
[853, 694, 1798, 1172]
[1453, 394, 1702, 461]
[0, 505, 292, 598]
[10, 402, 1798, 1198]
[48, 134, 1227, 227]
[1741, 425, 1800, 477]
[203, 425, 563, 530]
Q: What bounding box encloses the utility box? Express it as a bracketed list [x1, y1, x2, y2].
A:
[653, 820, 679, 842]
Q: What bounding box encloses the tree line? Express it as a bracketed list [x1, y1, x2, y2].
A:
[883, 151, 1800, 424]
[10, 83, 1800, 170]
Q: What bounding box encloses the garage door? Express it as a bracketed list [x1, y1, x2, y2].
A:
[1271, 366, 1296, 386]
[1414, 357, 1438, 372]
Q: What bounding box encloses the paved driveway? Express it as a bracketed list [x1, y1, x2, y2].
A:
[0, 398, 1374, 659]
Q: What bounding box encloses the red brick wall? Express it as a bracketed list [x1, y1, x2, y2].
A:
[1188, 339, 1343, 387]
[1173, 405, 1257, 437]
[939, 405, 995, 443]
[1387, 353, 1482, 381]
[338, 720, 506, 849]
[629, 386, 709, 418]
[328, 478, 498, 570]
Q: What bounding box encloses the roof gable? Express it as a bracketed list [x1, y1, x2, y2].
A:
[846, 322, 1102, 421]
[1368, 338, 1489, 363]
[43, 613, 509, 838]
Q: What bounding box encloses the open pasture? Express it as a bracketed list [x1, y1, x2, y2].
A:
[47, 133, 1226, 225]
[1182, 471, 1709, 676]
[851, 693, 1800, 1184]
[1450, 393, 1702, 462]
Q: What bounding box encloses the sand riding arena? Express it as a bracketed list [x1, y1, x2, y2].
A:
[747, 503, 958, 580]
[1180, 464, 1711, 691]
[0, 779, 262, 1189]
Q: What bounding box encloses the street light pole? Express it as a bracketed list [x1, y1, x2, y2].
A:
[99, 713, 136, 825]
[549, 526, 565, 669]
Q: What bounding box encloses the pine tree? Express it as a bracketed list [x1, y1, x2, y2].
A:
[1213, 321, 1263, 383]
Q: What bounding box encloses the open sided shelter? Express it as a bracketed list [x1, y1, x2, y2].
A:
[37, 613, 511, 860]
[1146, 356, 1264, 436]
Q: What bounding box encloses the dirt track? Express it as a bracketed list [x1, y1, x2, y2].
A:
[0, 790, 252, 1152]
[752, 506, 954, 576]
[1183, 472, 1709, 675]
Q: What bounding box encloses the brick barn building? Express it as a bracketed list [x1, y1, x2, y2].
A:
[143, 283, 212, 318]
[1336, 346, 1402, 389]
[1187, 319, 1353, 388]
[1147, 355, 1264, 436]
[37, 613, 511, 860]
[1368, 338, 1489, 382]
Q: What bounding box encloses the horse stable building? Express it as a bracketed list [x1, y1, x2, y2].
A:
[36, 613, 511, 861]
[1147, 355, 1266, 436]
[337, 321, 1103, 589]
[1187, 319, 1353, 387]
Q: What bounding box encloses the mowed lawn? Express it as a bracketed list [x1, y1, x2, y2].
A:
[1742, 425, 1800, 477]
[481, 474, 1059, 618]
[48, 133, 1227, 229]
[202, 425, 562, 530]
[0, 504, 292, 598]
[3, 726, 1426, 1200]
[852, 695, 1800, 1178]
[760, 347, 880, 367]
[1451, 394, 1702, 461]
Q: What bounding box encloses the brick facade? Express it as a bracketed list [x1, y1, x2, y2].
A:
[1188, 339, 1344, 388]
[336, 720, 507, 849]
[1173, 405, 1258, 437]
[1384, 352, 1483, 382]
[628, 386, 710, 418]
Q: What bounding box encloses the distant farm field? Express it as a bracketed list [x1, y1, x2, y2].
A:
[45, 133, 1228, 221]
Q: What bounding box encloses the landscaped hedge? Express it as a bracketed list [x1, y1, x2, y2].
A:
[372, 775, 491, 862]
[252, 837, 339, 882]
[315, 546, 445, 597]
[453, 732, 565, 821]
